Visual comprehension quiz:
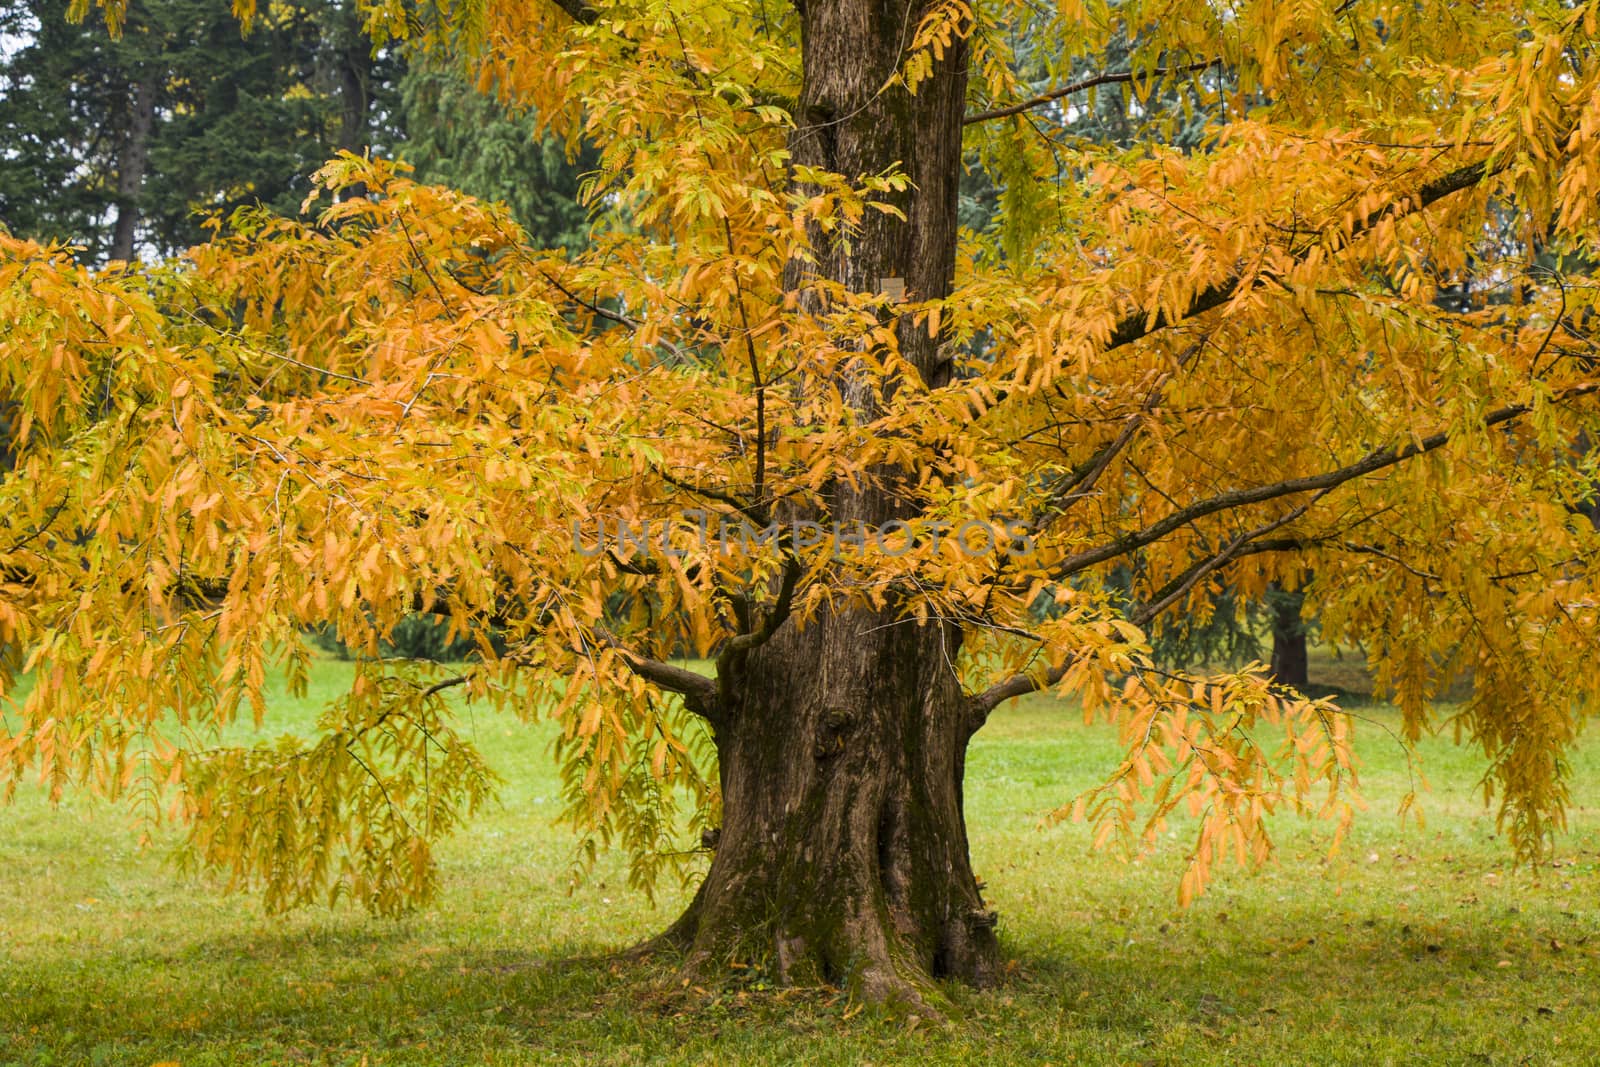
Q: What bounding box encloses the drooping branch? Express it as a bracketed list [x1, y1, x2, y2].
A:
[963, 61, 1221, 126]
[1049, 384, 1599, 580]
[0, 565, 532, 631]
[1101, 156, 1495, 353]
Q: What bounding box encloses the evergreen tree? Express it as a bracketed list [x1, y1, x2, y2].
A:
[398, 59, 594, 253]
[0, 0, 403, 261]
[1, 0, 589, 260]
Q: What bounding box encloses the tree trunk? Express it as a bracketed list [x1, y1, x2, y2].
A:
[110, 78, 156, 263]
[336, 40, 371, 156]
[335, 15, 374, 202]
[649, 0, 991, 1004]
[784, 0, 968, 389]
[1269, 584, 1309, 689]
[667, 613, 998, 1003]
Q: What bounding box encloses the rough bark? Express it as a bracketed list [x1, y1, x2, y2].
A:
[785, 0, 968, 388]
[648, 0, 993, 1004]
[666, 614, 998, 1004]
[110, 78, 157, 263]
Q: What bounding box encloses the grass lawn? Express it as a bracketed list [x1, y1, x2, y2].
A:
[4, 651, 1600, 1065]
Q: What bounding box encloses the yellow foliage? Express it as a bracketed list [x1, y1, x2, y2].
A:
[7, 0, 1600, 914]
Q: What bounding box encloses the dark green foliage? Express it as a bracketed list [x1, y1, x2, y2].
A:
[1145, 584, 1267, 671]
[0, 0, 404, 262]
[1073, 567, 1317, 673]
[307, 615, 504, 663]
[397, 60, 595, 253]
[1, 1, 590, 262]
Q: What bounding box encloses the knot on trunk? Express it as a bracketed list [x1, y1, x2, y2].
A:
[700, 827, 721, 851]
[966, 908, 999, 930]
[813, 705, 854, 759]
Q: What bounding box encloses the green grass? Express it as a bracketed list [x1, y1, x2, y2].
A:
[5, 652, 1600, 1065]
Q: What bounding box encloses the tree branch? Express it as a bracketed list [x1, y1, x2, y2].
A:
[717, 555, 801, 659]
[1127, 493, 1329, 627]
[1101, 156, 1494, 353]
[548, 0, 599, 24]
[654, 465, 769, 524]
[613, 646, 720, 719]
[418, 674, 471, 699]
[963, 61, 1221, 126]
[968, 661, 1071, 725]
[1049, 384, 1598, 580]
[970, 383, 1598, 725]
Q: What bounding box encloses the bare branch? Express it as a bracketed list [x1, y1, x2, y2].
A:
[418, 675, 470, 699]
[963, 61, 1221, 126]
[539, 269, 640, 331]
[613, 646, 720, 719]
[548, 0, 599, 24]
[1049, 384, 1599, 579]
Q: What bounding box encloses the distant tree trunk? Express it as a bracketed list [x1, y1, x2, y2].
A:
[650, 0, 994, 1005]
[336, 43, 371, 154]
[335, 22, 373, 201]
[1269, 583, 1309, 689]
[110, 79, 156, 262]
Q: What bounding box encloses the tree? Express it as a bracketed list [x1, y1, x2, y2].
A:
[396, 57, 595, 254]
[4, 0, 1600, 1009]
[0, 0, 403, 262]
